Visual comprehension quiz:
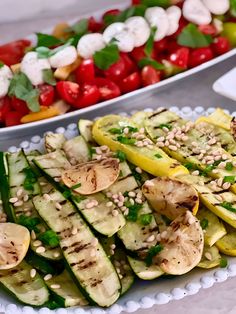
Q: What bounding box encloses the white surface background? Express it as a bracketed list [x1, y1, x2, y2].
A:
[1, 1, 236, 313]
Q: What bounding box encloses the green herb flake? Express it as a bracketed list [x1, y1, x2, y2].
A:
[159, 123, 172, 130]
[223, 176, 235, 184]
[138, 57, 164, 70]
[116, 7, 136, 22]
[139, 213, 153, 225]
[109, 128, 123, 134]
[115, 150, 127, 162]
[70, 19, 88, 35]
[23, 167, 38, 191]
[144, 26, 157, 57]
[126, 203, 143, 222]
[219, 201, 236, 213]
[71, 183, 81, 190]
[226, 162, 234, 171]
[145, 244, 163, 266]
[117, 136, 136, 145]
[36, 33, 63, 48]
[18, 215, 41, 232]
[141, 0, 170, 7]
[230, 0, 236, 17]
[177, 23, 213, 48]
[154, 153, 162, 159]
[62, 189, 72, 199]
[38, 230, 59, 248]
[0, 61, 4, 68]
[200, 218, 209, 230]
[220, 257, 228, 268]
[72, 195, 86, 203]
[42, 69, 56, 86]
[35, 46, 51, 59]
[94, 43, 120, 70]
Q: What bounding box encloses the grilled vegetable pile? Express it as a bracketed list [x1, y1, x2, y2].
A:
[0, 107, 235, 309]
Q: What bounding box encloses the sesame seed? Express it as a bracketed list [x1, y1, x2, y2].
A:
[140, 128, 145, 134]
[43, 194, 51, 201]
[91, 238, 99, 246]
[218, 162, 226, 169]
[146, 234, 155, 242]
[106, 192, 112, 198]
[44, 274, 52, 281]
[135, 198, 143, 204]
[71, 227, 77, 235]
[112, 194, 118, 199]
[182, 136, 189, 141]
[163, 127, 169, 132]
[14, 200, 23, 207]
[161, 231, 167, 239]
[36, 246, 46, 254]
[92, 200, 98, 207]
[96, 154, 102, 160]
[95, 147, 102, 155]
[86, 202, 94, 209]
[31, 230, 36, 240]
[128, 191, 136, 198]
[192, 170, 199, 176]
[217, 178, 223, 187]
[16, 189, 23, 197]
[129, 198, 135, 205]
[200, 150, 206, 154]
[165, 140, 170, 146]
[124, 209, 129, 216]
[215, 195, 223, 201]
[169, 145, 177, 151]
[135, 167, 142, 174]
[9, 197, 18, 203]
[33, 240, 42, 247]
[123, 127, 129, 134]
[101, 145, 108, 151]
[204, 252, 212, 261]
[112, 209, 119, 217]
[90, 249, 97, 257]
[25, 211, 32, 217]
[30, 269, 37, 279]
[23, 194, 29, 202]
[53, 252, 60, 258]
[214, 155, 221, 161]
[118, 195, 125, 202]
[50, 284, 61, 289]
[117, 201, 124, 207]
[212, 169, 219, 174]
[106, 201, 113, 207]
[55, 202, 62, 210]
[121, 206, 127, 212]
[111, 244, 116, 250]
[116, 267, 121, 274]
[166, 134, 174, 140]
[207, 138, 216, 145]
[39, 181, 47, 186]
[222, 182, 231, 190]
[222, 154, 228, 160]
[157, 136, 165, 142]
[192, 142, 198, 147]
[110, 249, 115, 255]
[157, 142, 165, 147]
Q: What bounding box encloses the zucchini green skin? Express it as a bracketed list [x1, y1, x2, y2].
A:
[33, 189, 121, 307]
[0, 261, 49, 306]
[127, 256, 164, 280]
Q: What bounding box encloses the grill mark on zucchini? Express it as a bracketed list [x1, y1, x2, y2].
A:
[148, 108, 167, 118]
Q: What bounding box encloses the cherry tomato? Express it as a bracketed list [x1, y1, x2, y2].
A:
[119, 72, 141, 94]
[132, 0, 141, 4]
[141, 66, 161, 87]
[38, 85, 55, 107]
[212, 37, 230, 55]
[120, 52, 138, 74]
[75, 59, 95, 84]
[11, 97, 29, 115]
[56, 81, 79, 105]
[0, 96, 12, 123]
[103, 9, 121, 22]
[75, 84, 100, 108]
[130, 46, 155, 63]
[95, 78, 121, 101]
[188, 47, 214, 68]
[88, 17, 104, 33]
[168, 47, 189, 69]
[154, 38, 168, 53]
[171, 16, 188, 38]
[198, 24, 217, 36]
[5, 111, 23, 127]
[0, 39, 31, 66]
[104, 56, 127, 83]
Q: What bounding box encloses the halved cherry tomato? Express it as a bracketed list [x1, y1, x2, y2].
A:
[171, 16, 188, 38]
[212, 37, 230, 56]
[132, 0, 141, 4]
[0, 39, 31, 66]
[56, 81, 79, 105]
[75, 84, 100, 108]
[154, 38, 168, 53]
[5, 111, 23, 127]
[88, 17, 104, 33]
[102, 9, 121, 22]
[130, 46, 155, 63]
[168, 47, 189, 69]
[188, 47, 213, 68]
[75, 59, 95, 85]
[95, 78, 121, 101]
[119, 72, 141, 94]
[0, 96, 12, 123]
[141, 66, 161, 87]
[198, 24, 217, 36]
[104, 56, 127, 83]
[11, 97, 29, 115]
[120, 53, 138, 74]
[38, 85, 55, 107]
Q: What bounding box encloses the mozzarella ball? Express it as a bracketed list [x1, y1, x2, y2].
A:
[49, 45, 77, 68]
[77, 33, 106, 59]
[183, 0, 212, 25]
[145, 7, 170, 41]
[202, 0, 230, 15]
[125, 16, 151, 47]
[166, 6, 182, 36]
[0, 65, 12, 98]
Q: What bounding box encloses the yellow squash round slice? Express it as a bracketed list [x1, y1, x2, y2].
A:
[154, 211, 204, 275]
[62, 158, 120, 195]
[198, 246, 221, 269]
[216, 232, 236, 256]
[142, 177, 199, 220]
[196, 108, 231, 131]
[0, 223, 30, 270]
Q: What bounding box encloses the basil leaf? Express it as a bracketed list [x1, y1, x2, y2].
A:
[219, 201, 236, 213]
[145, 26, 157, 57]
[220, 257, 228, 268]
[230, 0, 236, 17]
[35, 46, 51, 59]
[177, 23, 213, 48]
[223, 176, 235, 184]
[141, 0, 170, 7]
[43, 69, 56, 86]
[116, 7, 136, 22]
[138, 57, 164, 70]
[104, 14, 117, 26]
[26, 89, 40, 112]
[36, 33, 62, 48]
[94, 43, 119, 70]
[70, 19, 88, 35]
[0, 61, 4, 68]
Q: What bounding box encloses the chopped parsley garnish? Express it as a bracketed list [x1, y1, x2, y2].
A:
[223, 176, 235, 184]
[125, 203, 143, 222]
[219, 201, 236, 213]
[23, 167, 38, 191]
[62, 189, 72, 199]
[38, 230, 59, 248]
[0, 61, 4, 68]
[139, 213, 153, 225]
[201, 160, 223, 176]
[230, 0, 236, 17]
[159, 123, 172, 130]
[117, 136, 136, 145]
[145, 26, 157, 57]
[109, 128, 123, 134]
[145, 244, 163, 266]
[123, 191, 129, 197]
[177, 23, 213, 48]
[89, 147, 96, 157]
[115, 150, 127, 162]
[18, 215, 41, 232]
[200, 218, 209, 230]
[154, 153, 162, 159]
[72, 195, 86, 203]
[226, 162, 234, 171]
[220, 257, 228, 268]
[132, 168, 142, 183]
[94, 43, 120, 70]
[71, 183, 81, 190]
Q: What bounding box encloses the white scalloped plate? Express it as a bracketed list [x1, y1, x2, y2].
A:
[0, 1, 236, 138]
[2, 106, 236, 314]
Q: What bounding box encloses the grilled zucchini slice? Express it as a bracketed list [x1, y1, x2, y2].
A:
[127, 256, 164, 280]
[198, 245, 221, 269]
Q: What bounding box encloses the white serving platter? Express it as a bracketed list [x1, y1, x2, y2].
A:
[1, 106, 236, 314]
[0, 2, 236, 139]
[213, 67, 236, 101]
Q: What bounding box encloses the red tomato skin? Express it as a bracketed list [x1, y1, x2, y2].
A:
[0, 96, 12, 123]
[38, 85, 55, 107]
[95, 78, 121, 101]
[0, 39, 31, 66]
[130, 46, 155, 63]
[188, 47, 214, 68]
[56, 81, 79, 105]
[141, 66, 161, 87]
[75, 84, 100, 108]
[119, 72, 141, 94]
[104, 57, 127, 83]
[88, 17, 104, 33]
[212, 37, 231, 56]
[132, 0, 141, 4]
[102, 9, 121, 21]
[198, 24, 217, 36]
[11, 97, 29, 115]
[168, 47, 190, 69]
[120, 53, 138, 74]
[154, 38, 168, 53]
[75, 59, 95, 85]
[5, 111, 23, 127]
[171, 16, 188, 38]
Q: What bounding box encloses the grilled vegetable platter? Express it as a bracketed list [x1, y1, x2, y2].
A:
[0, 107, 236, 310]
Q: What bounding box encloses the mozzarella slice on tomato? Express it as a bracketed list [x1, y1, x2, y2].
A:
[183, 0, 212, 25]
[77, 33, 106, 59]
[202, 0, 230, 15]
[166, 6, 182, 36]
[49, 45, 77, 68]
[125, 16, 151, 47]
[103, 22, 135, 52]
[145, 7, 170, 41]
[0, 65, 12, 98]
[21, 51, 51, 86]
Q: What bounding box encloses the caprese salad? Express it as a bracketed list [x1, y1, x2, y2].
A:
[0, 0, 236, 127]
